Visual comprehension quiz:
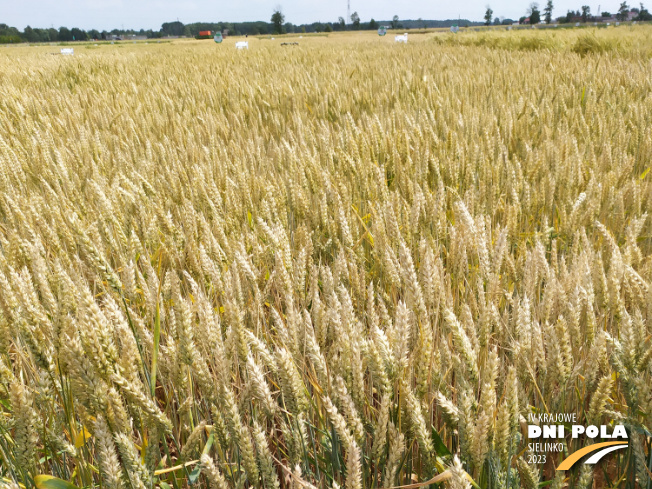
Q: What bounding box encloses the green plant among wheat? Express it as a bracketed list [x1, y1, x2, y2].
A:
[0, 26, 650, 489]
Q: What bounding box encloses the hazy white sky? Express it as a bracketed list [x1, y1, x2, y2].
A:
[0, 0, 623, 30]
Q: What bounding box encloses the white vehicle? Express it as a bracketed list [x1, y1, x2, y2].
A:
[235, 41, 249, 49]
[60, 48, 74, 55]
[395, 33, 408, 43]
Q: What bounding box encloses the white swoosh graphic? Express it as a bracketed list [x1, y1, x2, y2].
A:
[585, 445, 628, 464]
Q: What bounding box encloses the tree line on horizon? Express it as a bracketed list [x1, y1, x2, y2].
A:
[484, 0, 652, 25]
[3, 1, 652, 45]
[0, 14, 483, 44]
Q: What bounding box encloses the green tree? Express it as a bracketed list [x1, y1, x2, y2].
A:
[161, 21, 184, 36]
[58, 26, 72, 41]
[338, 16, 346, 30]
[544, 0, 554, 23]
[70, 27, 87, 41]
[351, 11, 360, 29]
[484, 6, 494, 25]
[391, 15, 399, 29]
[617, 2, 630, 20]
[35, 28, 51, 42]
[22, 26, 39, 42]
[635, 3, 652, 19]
[528, 3, 541, 23]
[271, 8, 285, 34]
[581, 5, 591, 21]
[324, 23, 333, 32]
[369, 18, 378, 30]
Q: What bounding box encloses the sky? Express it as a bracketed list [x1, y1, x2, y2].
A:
[0, 0, 623, 31]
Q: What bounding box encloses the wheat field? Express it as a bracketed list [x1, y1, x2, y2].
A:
[0, 27, 650, 489]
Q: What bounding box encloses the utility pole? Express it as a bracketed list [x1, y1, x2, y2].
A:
[347, 0, 351, 23]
